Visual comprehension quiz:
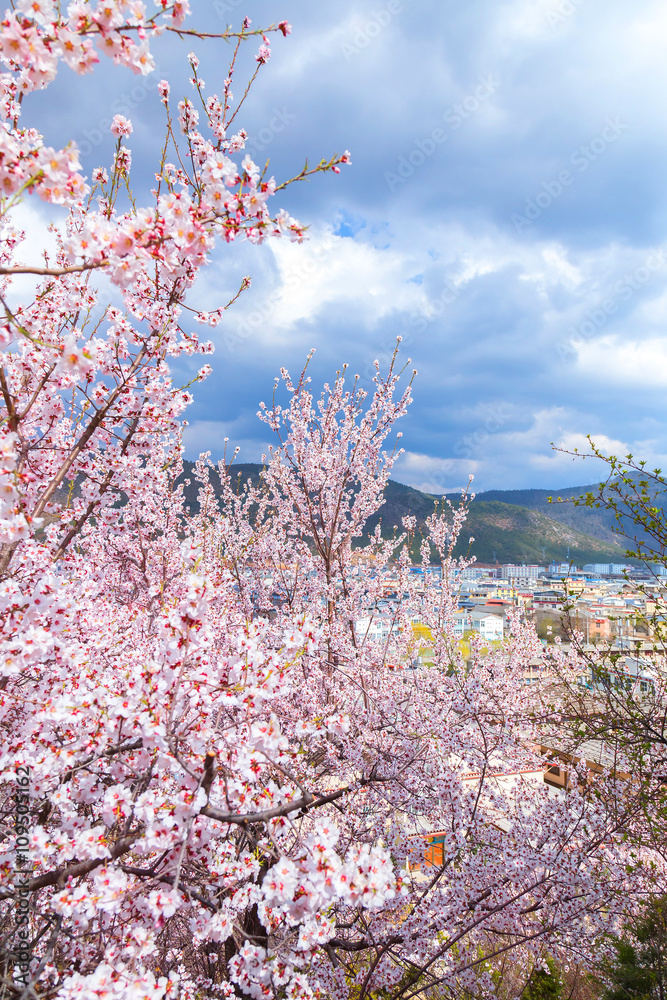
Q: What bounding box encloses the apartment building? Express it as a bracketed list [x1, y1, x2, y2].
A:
[453, 610, 504, 640]
[502, 564, 541, 581]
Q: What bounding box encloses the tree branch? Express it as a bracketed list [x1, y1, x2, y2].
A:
[201, 774, 391, 826]
[24, 832, 142, 891]
[0, 263, 107, 277]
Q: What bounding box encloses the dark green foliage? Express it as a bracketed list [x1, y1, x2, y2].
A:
[523, 958, 563, 1000]
[603, 940, 655, 1000]
[600, 901, 667, 1000]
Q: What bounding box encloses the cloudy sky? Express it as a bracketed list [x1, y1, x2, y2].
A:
[27, 0, 667, 492]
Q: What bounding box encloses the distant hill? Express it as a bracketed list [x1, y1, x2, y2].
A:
[179, 463, 262, 512]
[468, 476, 667, 557]
[434, 499, 623, 565]
[179, 462, 625, 566]
[362, 479, 623, 564]
[471, 484, 621, 545]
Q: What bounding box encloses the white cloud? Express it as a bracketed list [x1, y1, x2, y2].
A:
[497, 0, 568, 42]
[531, 429, 628, 473]
[267, 229, 425, 328]
[394, 451, 478, 495]
[540, 245, 584, 289]
[182, 419, 271, 464]
[623, 2, 667, 78]
[214, 228, 428, 349]
[575, 336, 667, 386]
[3, 201, 64, 304]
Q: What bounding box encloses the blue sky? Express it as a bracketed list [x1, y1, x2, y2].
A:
[25, 0, 667, 491]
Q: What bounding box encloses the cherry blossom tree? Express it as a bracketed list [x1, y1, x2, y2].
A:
[0, 5, 658, 1000]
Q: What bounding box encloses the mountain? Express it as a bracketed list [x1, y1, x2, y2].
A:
[468, 475, 667, 556]
[361, 479, 623, 564]
[179, 462, 625, 566]
[427, 499, 623, 564]
[179, 463, 262, 512]
[470, 484, 621, 545]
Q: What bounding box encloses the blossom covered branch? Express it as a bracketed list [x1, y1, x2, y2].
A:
[0, 5, 659, 1000]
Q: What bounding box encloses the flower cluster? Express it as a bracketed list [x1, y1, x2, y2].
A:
[0, 7, 655, 1000]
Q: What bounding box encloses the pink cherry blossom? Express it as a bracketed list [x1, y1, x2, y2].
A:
[110, 114, 132, 137]
[0, 9, 653, 1000]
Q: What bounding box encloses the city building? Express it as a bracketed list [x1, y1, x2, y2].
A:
[502, 564, 540, 580]
[354, 614, 398, 642]
[453, 611, 504, 640]
[582, 564, 629, 576]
